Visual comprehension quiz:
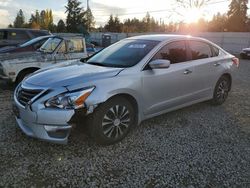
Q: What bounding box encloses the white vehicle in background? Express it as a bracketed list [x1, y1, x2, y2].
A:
[0, 34, 88, 84]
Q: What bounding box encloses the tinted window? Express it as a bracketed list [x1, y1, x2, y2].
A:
[87, 39, 159, 68]
[189, 41, 212, 60]
[8, 31, 29, 40]
[152, 41, 187, 64]
[211, 45, 219, 57]
[67, 39, 84, 53]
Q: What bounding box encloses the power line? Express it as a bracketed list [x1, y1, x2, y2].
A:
[94, 9, 174, 17]
[93, 0, 229, 17]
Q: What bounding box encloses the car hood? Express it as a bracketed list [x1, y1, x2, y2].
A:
[25, 63, 124, 87]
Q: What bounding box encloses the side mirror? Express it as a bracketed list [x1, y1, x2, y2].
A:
[149, 59, 170, 69]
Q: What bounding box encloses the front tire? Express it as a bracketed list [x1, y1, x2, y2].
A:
[88, 97, 136, 145]
[211, 76, 231, 105]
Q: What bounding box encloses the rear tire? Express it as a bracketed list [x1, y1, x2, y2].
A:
[211, 76, 230, 105]
[88, 97, 136, 145]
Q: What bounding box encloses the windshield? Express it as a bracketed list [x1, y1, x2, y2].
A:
[87, 39, 159, 68]
[40, 37, 62, 53]
[20, 36, 48, 47]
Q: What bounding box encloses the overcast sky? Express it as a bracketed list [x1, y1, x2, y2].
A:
[0, 0, 234, 28]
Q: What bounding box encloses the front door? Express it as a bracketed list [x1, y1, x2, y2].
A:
[142, 40, 202, 116]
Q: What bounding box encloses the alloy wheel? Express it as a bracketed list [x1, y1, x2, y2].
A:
[216, 80, 229, 101]
[101, 105, 131, 139]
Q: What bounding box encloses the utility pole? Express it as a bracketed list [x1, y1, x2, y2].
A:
[87, 0, 90, 10]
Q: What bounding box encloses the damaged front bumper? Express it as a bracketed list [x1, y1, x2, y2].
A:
[13, 94, 86, 144]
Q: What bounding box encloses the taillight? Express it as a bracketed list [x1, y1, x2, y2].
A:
[232, 57, 239, 67]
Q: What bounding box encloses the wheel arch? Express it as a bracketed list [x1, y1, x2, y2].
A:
[15, 67, 40, 83]
[105, 93, 140, 125]
[221, 73, 232, 91]
[16, 67, 40, 80]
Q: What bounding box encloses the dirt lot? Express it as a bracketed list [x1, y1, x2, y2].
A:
[0, 60, 249, 187]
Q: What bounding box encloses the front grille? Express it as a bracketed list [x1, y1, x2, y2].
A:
[17, 87, 42, 106]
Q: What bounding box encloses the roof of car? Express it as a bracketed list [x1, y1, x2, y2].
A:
[127, 34, 203, 42]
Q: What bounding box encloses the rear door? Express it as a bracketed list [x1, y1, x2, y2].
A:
[142, 40, 202, 116]
[186, 40, 223, 98]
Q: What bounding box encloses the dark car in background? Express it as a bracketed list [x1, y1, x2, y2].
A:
[0, 35, 51, 54]
[240, 47, 250, 59]
[0, 28, 50, 48]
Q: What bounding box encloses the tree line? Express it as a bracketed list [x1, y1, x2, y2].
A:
[9, 0, 249, 33]
[102, 0, 249, 33]
[9, 0, 94, 35]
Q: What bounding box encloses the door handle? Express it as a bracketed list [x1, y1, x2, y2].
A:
[214, 62, 221, 67]
[183, 69, 192, 75]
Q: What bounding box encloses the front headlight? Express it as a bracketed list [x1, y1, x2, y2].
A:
[45, 87, 95, 109]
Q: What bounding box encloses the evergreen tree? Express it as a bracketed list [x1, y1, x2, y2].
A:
[227, 0, 248, 31]
[104, 15, 122, 32]
[57, 19, 66, 32]
[29, 10, 41, 29]
[13, 9, 25, 28]
[65, 0, 87, 33]
[209, 13, 228, 32]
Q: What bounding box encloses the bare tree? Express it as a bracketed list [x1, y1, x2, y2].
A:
[175, 0, 211, 9]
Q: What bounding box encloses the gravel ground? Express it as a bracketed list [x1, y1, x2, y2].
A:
[0, 60, 250, 187]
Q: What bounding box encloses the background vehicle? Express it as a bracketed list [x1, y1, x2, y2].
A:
[86, 42, 97, 56]
[0, 34, 88, 83]
[0, 35, 51, 54]
[240, 47, 250, 59]
[13, 35, 239, 145]
[0, 28, 50, 48]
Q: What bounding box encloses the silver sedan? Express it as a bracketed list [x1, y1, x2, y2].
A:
[13, 35, 239, 145]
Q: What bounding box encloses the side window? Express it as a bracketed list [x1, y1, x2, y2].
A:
[8, 31, 29, 40]
[57, 42, 66, 53]
[211, 45, 220, 57]
[152, 41, 187, 64]
[0, 31, 6, 40]
[189, 41, 212, 60]
[67, 39, 84, 53]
